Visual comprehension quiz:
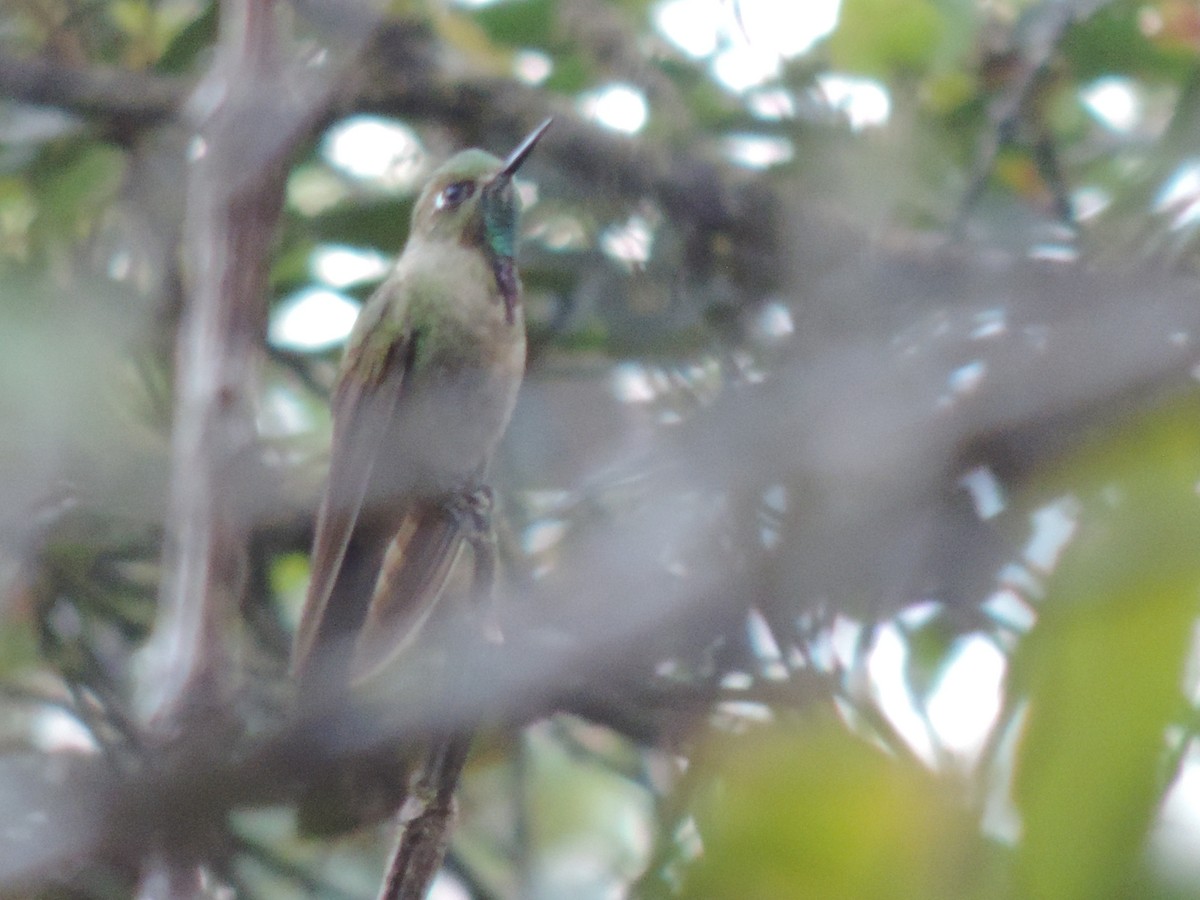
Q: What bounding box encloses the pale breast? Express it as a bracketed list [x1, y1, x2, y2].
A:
[369, 241, 527, 500]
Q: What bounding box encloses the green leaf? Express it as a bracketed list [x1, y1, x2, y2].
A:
[1010, 394, 1200, 900]
[544, 52, 592, 94]
[269, 238, 317, 294]
[302, 198, 414, 253]
[1062, 3, 1194, 82]
[471, 0, 557, 48]
[682, 720, 975, 900]
[32, 142, 126, 239]
[828, 0, 944, 77]
[157, 1, 217, 74]
[0, 607, 41, 678]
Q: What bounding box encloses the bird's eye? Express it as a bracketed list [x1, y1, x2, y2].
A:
[434, 180, 475, 211]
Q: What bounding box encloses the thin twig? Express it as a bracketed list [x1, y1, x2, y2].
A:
[377, 731, 473, 900]
[376, 503, 502, 900]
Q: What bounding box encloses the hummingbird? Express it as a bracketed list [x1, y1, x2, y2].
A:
[291, 119, 552, 691]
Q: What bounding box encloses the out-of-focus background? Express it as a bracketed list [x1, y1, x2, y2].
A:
[3, 0, 1200, 896]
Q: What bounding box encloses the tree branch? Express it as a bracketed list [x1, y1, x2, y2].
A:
[0, 53, 185, 126]
[141, 0, 292, 735]
[0, 25, 779, 286]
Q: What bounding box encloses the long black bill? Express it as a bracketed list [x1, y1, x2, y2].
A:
[485, 117, 552, 326]
[498, 117, 553, 180]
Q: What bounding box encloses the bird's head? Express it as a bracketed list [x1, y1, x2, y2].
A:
[409, 119, 552, 323]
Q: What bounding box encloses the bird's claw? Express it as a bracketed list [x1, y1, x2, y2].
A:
[446, 486, 503, 644]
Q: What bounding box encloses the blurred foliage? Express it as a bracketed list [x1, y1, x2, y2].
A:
[681, 720, 976, 900]
[2, 0, 1200, 897]
[1010, 396, 1200, 900]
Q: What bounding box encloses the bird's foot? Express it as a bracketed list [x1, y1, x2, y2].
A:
[446, 487, 503, 645]
[446, 485, 494, 538]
